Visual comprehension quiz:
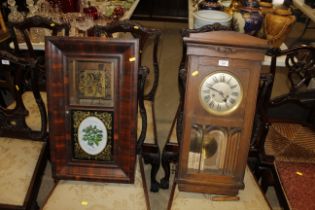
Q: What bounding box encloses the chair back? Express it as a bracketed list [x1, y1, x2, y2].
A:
[0, 50, 47, 140]
[88, 20, 161, 100]
[8, 16, 70, 91]
[8, 15, 70, 58]
[89, 20, 162, 149]
[260, 46, 315, 125]
[251, 46, 315, 155]
[248, 46, 315, 210]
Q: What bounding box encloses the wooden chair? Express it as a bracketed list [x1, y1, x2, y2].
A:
[0, 50, 48, 210]
[88, 20, 162, 192]
[160, 23, 234, 189]
[41, 37, 152, 210]
[249, 46, 315, 210]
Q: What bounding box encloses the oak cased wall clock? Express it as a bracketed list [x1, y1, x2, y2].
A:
[46, 37, 139, 183]
[177, 31, 268, 195]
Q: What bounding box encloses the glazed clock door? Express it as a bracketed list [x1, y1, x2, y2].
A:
[177, 31, 268, 195]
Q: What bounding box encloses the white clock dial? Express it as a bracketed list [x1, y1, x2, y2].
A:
[199, 72, 243, 115]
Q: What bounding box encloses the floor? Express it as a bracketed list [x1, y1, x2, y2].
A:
[37, 19, 315, 209]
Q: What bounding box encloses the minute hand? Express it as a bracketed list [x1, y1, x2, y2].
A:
[209, 87, 225, 98]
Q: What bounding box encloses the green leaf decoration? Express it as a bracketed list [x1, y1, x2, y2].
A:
[82, 125, 103, 147]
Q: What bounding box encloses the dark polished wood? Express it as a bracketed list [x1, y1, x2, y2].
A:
[177, 31, 268, 195]
[46, 37, 139, 183]
[249, 46, 315, 209]
[0, 50, 48, 210]
[160, 111, 180, 189]
[89, 20, 162, 191]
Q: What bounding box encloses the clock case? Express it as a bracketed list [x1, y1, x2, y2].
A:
[46, 37, 139, 183]
[178, 31, 268, 195]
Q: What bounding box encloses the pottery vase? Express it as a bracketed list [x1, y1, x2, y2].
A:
[234, 7, 263, 36]
[264, 8, 296, 48]
[259, 1, 274, 15]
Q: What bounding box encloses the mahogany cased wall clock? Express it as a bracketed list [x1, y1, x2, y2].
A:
[46, 37, 139, 183]
[177, 31, 268, 195]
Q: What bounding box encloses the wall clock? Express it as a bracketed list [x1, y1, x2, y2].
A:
[177, 31, 268, 195]
[46, 37, 139, 183]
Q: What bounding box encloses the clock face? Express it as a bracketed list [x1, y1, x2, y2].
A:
[199, 72, 243, 115]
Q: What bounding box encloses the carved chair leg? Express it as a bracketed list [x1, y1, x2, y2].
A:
[160, 144, 179, 189]
[146, 155, 160, 192]
[160, 151, 171, 189]
[142, 144, 160, 192]
[260, 167, 274, 193]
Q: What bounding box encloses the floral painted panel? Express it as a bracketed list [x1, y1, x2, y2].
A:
[72, 110, 113, 161]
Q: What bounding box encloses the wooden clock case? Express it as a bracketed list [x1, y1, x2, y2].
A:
[46, 37, 139, 183]
[177, 31, 268, 195]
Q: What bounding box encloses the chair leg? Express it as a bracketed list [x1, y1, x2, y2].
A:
[142, 143, 160, 192]
[160, 144, 179, 189]
[260, 167, 274, 193]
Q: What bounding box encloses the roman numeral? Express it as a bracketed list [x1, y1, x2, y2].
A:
[230, 84, 238, 89]
[209, 101, 215, 108]
[227, 77, 232, 84]
[220, 75, 225, 82]
[231, 92, 239, 97]
[206, 83, 212, 89]
[203, 94, 210, 102]
[229, 98, 236, 104]
[212, 76, 219, 83]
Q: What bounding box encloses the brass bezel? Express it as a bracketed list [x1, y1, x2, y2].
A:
[199, 71, 243, 116]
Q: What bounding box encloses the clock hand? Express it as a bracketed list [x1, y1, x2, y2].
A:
[209, 87, 225, 98]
